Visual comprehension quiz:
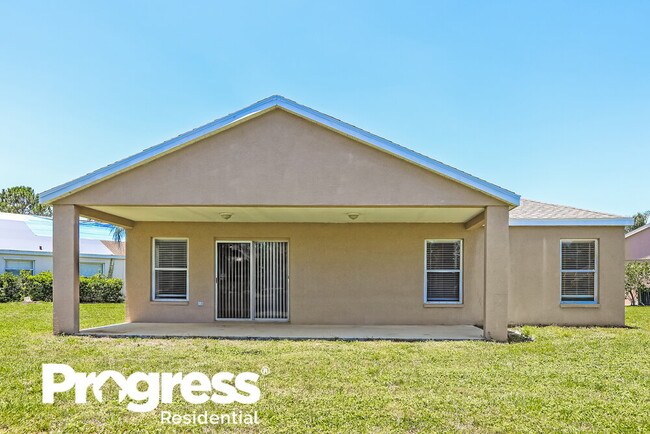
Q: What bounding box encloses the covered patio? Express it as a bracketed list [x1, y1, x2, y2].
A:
[78, 322, 485, 341]
[49, 203, 509, 340]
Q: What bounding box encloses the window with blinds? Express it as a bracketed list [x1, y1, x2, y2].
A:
[560, 240, 597, 303]
[425, 240, 462, 303]
[152, 238, 188, 300]
[80, 262, 104, 277]
[5, 259, 34, 276]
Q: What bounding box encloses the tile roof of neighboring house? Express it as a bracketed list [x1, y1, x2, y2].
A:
[100, 240, 126, 256]
[0, 212, 124, 257]
[509, 199, 631, 226]
[625, 222, 650, 238]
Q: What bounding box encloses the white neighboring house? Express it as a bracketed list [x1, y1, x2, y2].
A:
[0, 212, 125, 279]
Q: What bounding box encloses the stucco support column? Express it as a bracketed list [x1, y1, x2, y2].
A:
[483, 205, 510, 342]
[53, 205, 80, 335]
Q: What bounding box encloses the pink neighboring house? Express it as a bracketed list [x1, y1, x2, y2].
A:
[625, 223, 650, 261]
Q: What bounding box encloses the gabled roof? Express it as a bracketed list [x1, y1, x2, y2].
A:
[0, 212, 124, 257]
[626, 222, 650, 238]
[40, 95, 520, 205]
[509, 199, 633, 226]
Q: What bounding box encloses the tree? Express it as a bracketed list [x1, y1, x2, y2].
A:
[626, 210, 650, 233]
[110, 225, 126, 243]
[0, 186, 52, 216]
[625, 260, 650, 306]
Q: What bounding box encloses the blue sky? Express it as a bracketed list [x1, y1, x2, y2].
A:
[1, 1, 647, 216]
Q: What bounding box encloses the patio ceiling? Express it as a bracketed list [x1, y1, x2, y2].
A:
[81, 206, 485, 224]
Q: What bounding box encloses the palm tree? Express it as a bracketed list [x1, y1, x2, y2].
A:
[110, 225, 126, 243]
[107, 225, 126, 279]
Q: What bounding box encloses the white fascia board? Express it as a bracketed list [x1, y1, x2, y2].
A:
[510, 218, 634, 227]
[40, 95, 520, 205]
[625, 222, 650, 237]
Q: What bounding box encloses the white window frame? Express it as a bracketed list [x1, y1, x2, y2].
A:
[151, 237, 189, 302]
[424, 239, 463, 304]
[4, 258, 35, 275]
[79, 261, 104, 277]
[560, 239, 598, 304]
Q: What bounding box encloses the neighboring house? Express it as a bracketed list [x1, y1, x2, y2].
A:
[40, 96, 632, 341]
[0, 212, 125, 279]
[625, 222, 650, 261]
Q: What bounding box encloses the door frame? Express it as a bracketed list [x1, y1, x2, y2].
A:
[215, 239, 290, 322]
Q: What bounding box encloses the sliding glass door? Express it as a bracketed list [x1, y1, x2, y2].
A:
[216, 241, 288, 320]
[216, 242, 251, 319]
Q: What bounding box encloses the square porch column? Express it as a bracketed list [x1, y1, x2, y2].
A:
[483, 205, 510, 342]
[53, 205, 80, 334]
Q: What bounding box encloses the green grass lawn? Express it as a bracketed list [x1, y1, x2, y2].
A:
[0, 303, 648, 433]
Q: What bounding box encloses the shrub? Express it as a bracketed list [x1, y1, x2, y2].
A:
[22, 271, 53, 302]
[80, 274, 123, 303]
[0, 273, 21, 302]
[0, 271, 123, 303]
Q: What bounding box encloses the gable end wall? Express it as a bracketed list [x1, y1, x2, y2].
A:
[54, 110, 504, 207]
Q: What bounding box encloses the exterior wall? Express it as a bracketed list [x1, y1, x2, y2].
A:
[509, 226, 625, 326]
[0, 252, 125, 279]
[55, 109, 502, 208]
[625, 228, 650, 261]
[126, 222, 486, 325]
[125, 222, 626, 327]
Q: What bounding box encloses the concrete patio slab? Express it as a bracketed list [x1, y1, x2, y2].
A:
[78, 323, 485, 341]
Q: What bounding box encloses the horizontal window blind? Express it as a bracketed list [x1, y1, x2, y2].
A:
[425, 240, 462, 303]
[427, 242, 461, 270]
[561, 241, 596, 270]
[426, 272, 460, 302]
[155, 240, 188, 268]
[153, 239, 188, 300]
[561, 240, 597, 302]
[155, 270, 188, 298]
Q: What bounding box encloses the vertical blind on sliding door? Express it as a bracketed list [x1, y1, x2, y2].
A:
[253, 242, 288, 319]
[216, 242, 251, 319]
[216, 241, 288, 320]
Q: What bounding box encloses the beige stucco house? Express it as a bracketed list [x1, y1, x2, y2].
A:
[41, 96, 632, 341]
